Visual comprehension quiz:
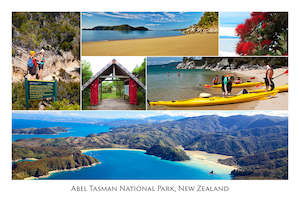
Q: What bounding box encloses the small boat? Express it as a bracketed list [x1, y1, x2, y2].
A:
[149, 90, 278, 107]
[209, 170, 215, 174]
[207, 81, 264, 88]
[249, 84, 288, 93]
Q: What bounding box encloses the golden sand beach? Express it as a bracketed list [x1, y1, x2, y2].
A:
[82, 33, 218, 56]
[184, 150, 237, 173]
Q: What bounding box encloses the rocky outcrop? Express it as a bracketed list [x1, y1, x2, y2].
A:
[176, 57, 270, 71]
[183, 24, 218, 35]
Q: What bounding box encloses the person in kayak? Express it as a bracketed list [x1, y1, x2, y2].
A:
[212, 75, 219, 85]
[234, 77, 242, 84]
[27, 50, 38, 80]
[37, 49, 45, 80]
[265, 64, 275, 91]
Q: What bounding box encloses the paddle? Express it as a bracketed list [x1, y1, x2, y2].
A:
[255, 69, 288, 87]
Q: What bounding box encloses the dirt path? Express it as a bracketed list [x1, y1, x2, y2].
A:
[86, 98, 143, 110]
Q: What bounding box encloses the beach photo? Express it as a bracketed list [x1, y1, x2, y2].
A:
[219, 12, 288, 56]
[82, 57, 146, 110]
[82, 12, 218, 56]
[147, 56, 288, 110]
[12, 110, 288, 180]
[12, 12, 80, 110]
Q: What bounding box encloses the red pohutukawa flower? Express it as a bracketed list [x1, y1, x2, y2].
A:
[236, 41, 256, 55]
[260, 39, 272, 47]
[235, 12, 287, 55]
[242, 41, 256, 55]
[235, 24, 246, 36]
[236, 41, 244, 54]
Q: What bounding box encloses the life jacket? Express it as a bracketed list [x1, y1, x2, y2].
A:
[213, 77, 218, 84]
[39, 57, 45, 65]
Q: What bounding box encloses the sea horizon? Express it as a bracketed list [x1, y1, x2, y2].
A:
[82, 30, 183, 42]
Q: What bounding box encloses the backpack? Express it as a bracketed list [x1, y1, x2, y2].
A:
[27, 58, 34, 68]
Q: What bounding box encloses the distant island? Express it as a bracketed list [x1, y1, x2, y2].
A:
[83, 24, 149, 31]
[12, 115, 288, 180]
[12, 127, 68, 135]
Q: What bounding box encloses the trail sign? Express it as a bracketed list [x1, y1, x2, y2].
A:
[25, 78, 57, 109]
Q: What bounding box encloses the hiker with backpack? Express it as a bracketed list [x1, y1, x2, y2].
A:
[37, 49, 45, 80]
[27, 51, 38, 80]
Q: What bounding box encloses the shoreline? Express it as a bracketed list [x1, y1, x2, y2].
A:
[82, 33, 218, 56]
[81, 148, 146, 153]
[21, 148, 237, 179]
[13, 157, 39, 162]
[24, 162, 101, 180]
[184, 150, 238, 174]
[83, 148, 236, 174]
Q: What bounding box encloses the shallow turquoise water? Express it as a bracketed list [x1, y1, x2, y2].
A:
[43, 150, 232, 180]
[82, 30, 183, 42]
[147, 65, 223, 101]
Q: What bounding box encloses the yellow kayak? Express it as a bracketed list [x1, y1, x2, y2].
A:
[208, 82, 264, 88]
[249, 84, 288, 93]
[149, 90, 278, 107]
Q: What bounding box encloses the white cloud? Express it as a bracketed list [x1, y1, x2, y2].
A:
[82, 12, 93, 17]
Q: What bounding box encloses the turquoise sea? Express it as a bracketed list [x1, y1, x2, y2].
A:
[12, 119, 110, 141]
[43, 150, 232, 180]
[147, 64, 223, 102]
[82, 30, 183, 42]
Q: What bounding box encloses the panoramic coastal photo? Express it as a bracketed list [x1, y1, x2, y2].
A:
[82, 12, 218, 56]
[12, 12, 80, 110]
[12, 110, 288, 180]
[82, 57, 146, 110]
[147, 57, 288, 110]
[219, 12, 288, 56]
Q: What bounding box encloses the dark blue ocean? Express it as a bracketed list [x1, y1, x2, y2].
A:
[43, 150, 232, 180]
[82, 30, 183, 42]
[12, 119, 110, 141]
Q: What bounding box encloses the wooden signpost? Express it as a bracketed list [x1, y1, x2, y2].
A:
[25, 78, 57, 109]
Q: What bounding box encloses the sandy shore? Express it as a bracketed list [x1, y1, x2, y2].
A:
[185, 150, 237, 174]
[81, 148, 146, 153]
[82, 33, 218, 56]
[24, 162, 101, 180]
[231, 67, 288, 110]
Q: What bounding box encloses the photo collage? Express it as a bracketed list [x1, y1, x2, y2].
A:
[12, 12, 288, 180]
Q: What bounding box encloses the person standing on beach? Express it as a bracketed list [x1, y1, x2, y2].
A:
[221, 75, 228, 96]
[37, 49, 45, 80]
[27, 51, 38, 80]
[265, 64, 275, 91]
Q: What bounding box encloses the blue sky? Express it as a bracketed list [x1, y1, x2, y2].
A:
[147, 57, 202, 65]
[12, 110, 288, 120]
[219, 12, 251, 27]
[82, 12, 204, 30]
[219, 12, 250, 37]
